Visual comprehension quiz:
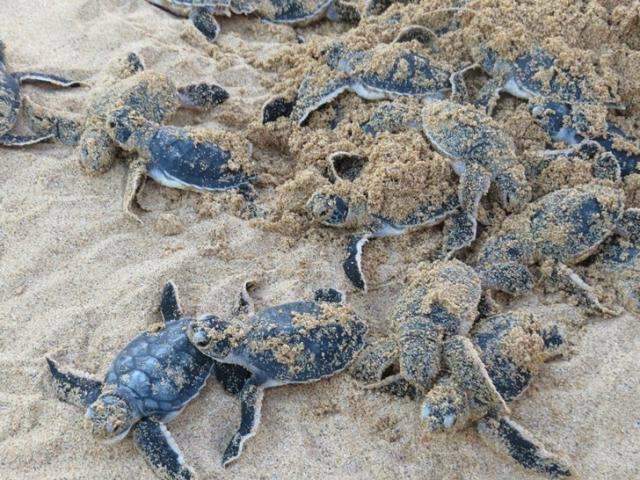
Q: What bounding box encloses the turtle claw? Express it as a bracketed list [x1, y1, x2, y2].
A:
[477, 416, 575, 478]
[132, 419, 195, 480]
[189, 7, 220, 42]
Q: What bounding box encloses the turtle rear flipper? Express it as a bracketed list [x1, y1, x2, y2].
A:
[177, 83, 229, 110]
[132, 418, 195, 480]
[160, 281, 183, 322]
[13, 71, 83, 88]
[46, 358, 102, 408]
[22, 96, 82, 146]
[0, 133, 53, 146]
[477, 416, 575, 478]
[189, 7, 220, 42]
[214, 362, 252, 396]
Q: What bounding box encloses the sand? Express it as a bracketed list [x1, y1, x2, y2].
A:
[1, 0, 639, 479]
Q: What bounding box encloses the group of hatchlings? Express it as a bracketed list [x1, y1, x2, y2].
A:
[3, 1, 638, 479]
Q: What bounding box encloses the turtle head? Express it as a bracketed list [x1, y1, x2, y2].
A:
[187, 315, 241, 360]
[85, 393, 139, 443]
[494, 165, 531, 213]
[306, 192, 350, 227]
[78, 127, 118, 174]
[105, 106, 149, 151]
[420, 383, 470, 433]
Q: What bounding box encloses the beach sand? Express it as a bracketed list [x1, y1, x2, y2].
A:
[1, 1, 639, 479]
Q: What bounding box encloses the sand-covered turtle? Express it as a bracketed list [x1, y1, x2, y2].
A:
[145, 0, 359, 43]
[475, 183, 640, 314]
[306, 150, 460, 290]
[262, 41, 471, 125]
[529, 100, 639, 179]
[186, 284, 367, 466]
[105, 105, 253, 221]
[475, 47, 619, 115]
[0, 40, 82, 146]
[47, 282, 251, 480]
[351, 260, 503, 404]
[421, 305, 575, 478]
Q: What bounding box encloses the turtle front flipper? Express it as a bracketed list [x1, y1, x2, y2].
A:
[22, 96, 82, 146]
[122, 158, 148, 224]
[0, 132, 53, 146]
[177, 83, 229, 110]
[477, 415, 575, 478]
[132, 418, 195, 480]
[214, 362, 252, 396]
[343, 233, 373, 291]
[12, 72, 84, 88]
[189, 7, 220, 43]
[222, 376, 266, 467]
[291, 74, 353, 125]
[262, 96, 296, 124]
[474, 78, 504, 115]
[46, 358, 102, 408]
[160, 281, 183, 322]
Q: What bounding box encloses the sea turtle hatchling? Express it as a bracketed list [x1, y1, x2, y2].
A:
[421, 306, 576, 478]
[47, 282, 252, 480]
[351, 260, 505, 406]
[262, 41, 472, 125]
[0, 40, 82, 146]
[105, 105, 253, 221]
[474, 47, 620, 115]
[475, 182, 640, 315]
[186, 284, 367, 466]
[306, 150, 461, 290]
[145, 0, 359, 43]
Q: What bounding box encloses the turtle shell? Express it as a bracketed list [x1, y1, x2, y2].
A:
[234, 301, 366, 383]
[529, 184, 624, 264]
[264, 0, 333, 24]
[104, 318, 214, 421]
[0, 66, 20, 135]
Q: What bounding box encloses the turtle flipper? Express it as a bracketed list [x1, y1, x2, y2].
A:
[214, 362, 252, 396]
[46, 358, 102, 408]
[13, 72, 83, 88]
[160, 281, 183, 322]
[262, 96, 295, 124]
[442, 210, 476, 255]
[478, 261, 534, 295]
[313, 288, 343, 304]
[122, 159, 147, 224]
[22, 96, 82, 146]
[177, 83, 229, 110]
[0, 133, 53, 146]
[477, 415, 575, 478]
[616, 208, 640, 243]
[326, 0, 361, 24]
[343, 233, 372, 291]
[233, 280, 257, 316]
[132, 418, 195, 480]
[222, 376, 265, 467]
[475, 78, 504, 115]
[291, 74, 353, 125]
[189, 7, 220, 42]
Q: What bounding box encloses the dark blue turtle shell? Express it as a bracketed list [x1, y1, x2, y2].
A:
[104, 318, 214, 421]
[472, 313, 565, 402]
[0, 65, 20, 134]
[529, 185, 624, 263]
[146, 127, 251, 191]
[234, 301, 366, 383]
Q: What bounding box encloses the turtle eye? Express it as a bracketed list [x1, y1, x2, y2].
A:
[108, 120, 116, 129]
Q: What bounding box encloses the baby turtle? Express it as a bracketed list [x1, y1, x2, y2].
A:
[47, 282, 251, 480]
[475, 47, 619, 115]
[186, 285, 367, 466]
[306, 151, 460, 290]
[529, 100, 639, 179]
[351, 260, 502, 403]
[475, 183, 640, 315]
[146, 0, 359, 42]
[105, 105, 253, 221]
[263, 41, 470, 125]
[0, 40, 82, 146]
[421, 306, 575, 478]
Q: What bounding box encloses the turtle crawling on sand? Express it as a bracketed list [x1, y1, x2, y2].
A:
[0, 40, 82, 146]
[145, 0, 359, 43]
[186, 284, 367, 466]
[262, 41, 471, 125]
[105, 105, 253, 221]
[421, 305, 576, 478]
[351, 260, 501, 402]
[475, 182, 640, 315]
[47, 282, 251, 480]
